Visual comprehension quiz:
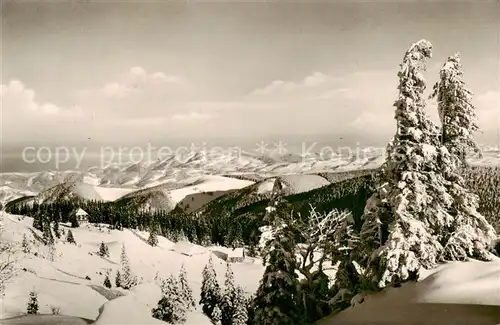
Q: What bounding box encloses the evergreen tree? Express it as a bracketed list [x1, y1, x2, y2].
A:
[430, 53, 481, 163]
[359, 40, 456, 288]
[66, 229, 76, 244]
[430, 53, 497, 260]
[26, 290, 39, 315]
[98, 241, 110, 258]
[53, 222, 61, 239]
[252, 225, 304, 325]
[152, 274, 187, 324]
[70, 212, 79, 228]
[32, 215, 43, 232]
[231, 287, 248, 325]
[200, 257, 221, 322]
[43, 221, 54, 245]
[104, 274, 112, 288]
[147, 227, 159, 247]
[115, 270, 121, 288]
[178, 264, 195, 311]
[22, 234, 30, 254]
[221, 263, 236, 325]
[119, 244, 137, 290]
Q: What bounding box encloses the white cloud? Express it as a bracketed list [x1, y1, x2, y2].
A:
[75, 67, 190, 119]
[0, 80, 89, 142]
[249, 72, 343, 100]
[0, 80, 61, 115]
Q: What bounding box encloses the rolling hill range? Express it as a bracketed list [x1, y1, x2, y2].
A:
[2, 151, 500, 235]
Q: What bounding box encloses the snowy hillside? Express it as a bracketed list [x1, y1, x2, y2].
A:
[0, 213, 264, 324]
[319, 259, 500, 325]
[2, 212, 500, 325]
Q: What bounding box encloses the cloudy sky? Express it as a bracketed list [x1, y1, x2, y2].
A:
[2, 0, 499, 148]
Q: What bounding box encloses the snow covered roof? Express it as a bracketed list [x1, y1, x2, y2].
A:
[171, 241, 208, 256]
[73, 208, 88, 216]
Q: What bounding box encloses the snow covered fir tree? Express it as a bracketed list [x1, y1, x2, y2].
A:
[26, 290, 39, 315]
[358, 39, 498, 289]
[199, 256, 222, 322]
[251, 224, 304, 325]
[152, 274, 187, 324]
[119, 244, 137, 290]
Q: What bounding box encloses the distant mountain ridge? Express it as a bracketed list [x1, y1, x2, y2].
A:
[1, 150, 499, 207]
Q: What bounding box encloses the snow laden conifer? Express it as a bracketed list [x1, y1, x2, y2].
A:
[98, 241, 110, 258]
[430, 53, 497, 260]
[104, 273, 112, 288]
[119, 243, 137, 290]
[178, 264, 195, 311]
[220, 263, 236, 325]
[430, 53, 481, 163]
[152, 274, 187, 324]
[252, 225, 304, 325]
[53, 221, 61, 239]
[26, 290, 39, 314]
[43, 221, 54, 245]
[147, 227, 159, 247]
[231, 287, 248, 325]
[359, 40, 453, 288]
[66, 229, 76, 244]
[115, 270, 121, 288]
[219, 263, 249, 325]
[200, 256, 221, 322]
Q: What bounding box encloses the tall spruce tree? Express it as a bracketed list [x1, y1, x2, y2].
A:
[178, 264, 195, 311]
[119, 244, 137, 290]
[221, 263, 236, 325]
[200, 257, 221, 321]
[359, 40, 469, 288]
[430, 53, 497, 260]
[53, 221, 61, 239]
[147, 227, 159, 247]
[430, 53, 481, 162]
[43, 221, 54, 245]
[252, 225, 304, 325]
[26, 290, 39, 314]
[231, 287, 248, 325]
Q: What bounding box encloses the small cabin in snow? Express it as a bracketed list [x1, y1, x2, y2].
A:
[227, 248, 245, 263]
[71, 208, 89, 224]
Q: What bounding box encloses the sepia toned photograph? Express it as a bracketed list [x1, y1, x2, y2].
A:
[1, 0, 499, 324]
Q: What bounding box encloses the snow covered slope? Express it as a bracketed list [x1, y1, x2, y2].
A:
[319, 259, 500, 325]
[0, 213, 264, 324]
